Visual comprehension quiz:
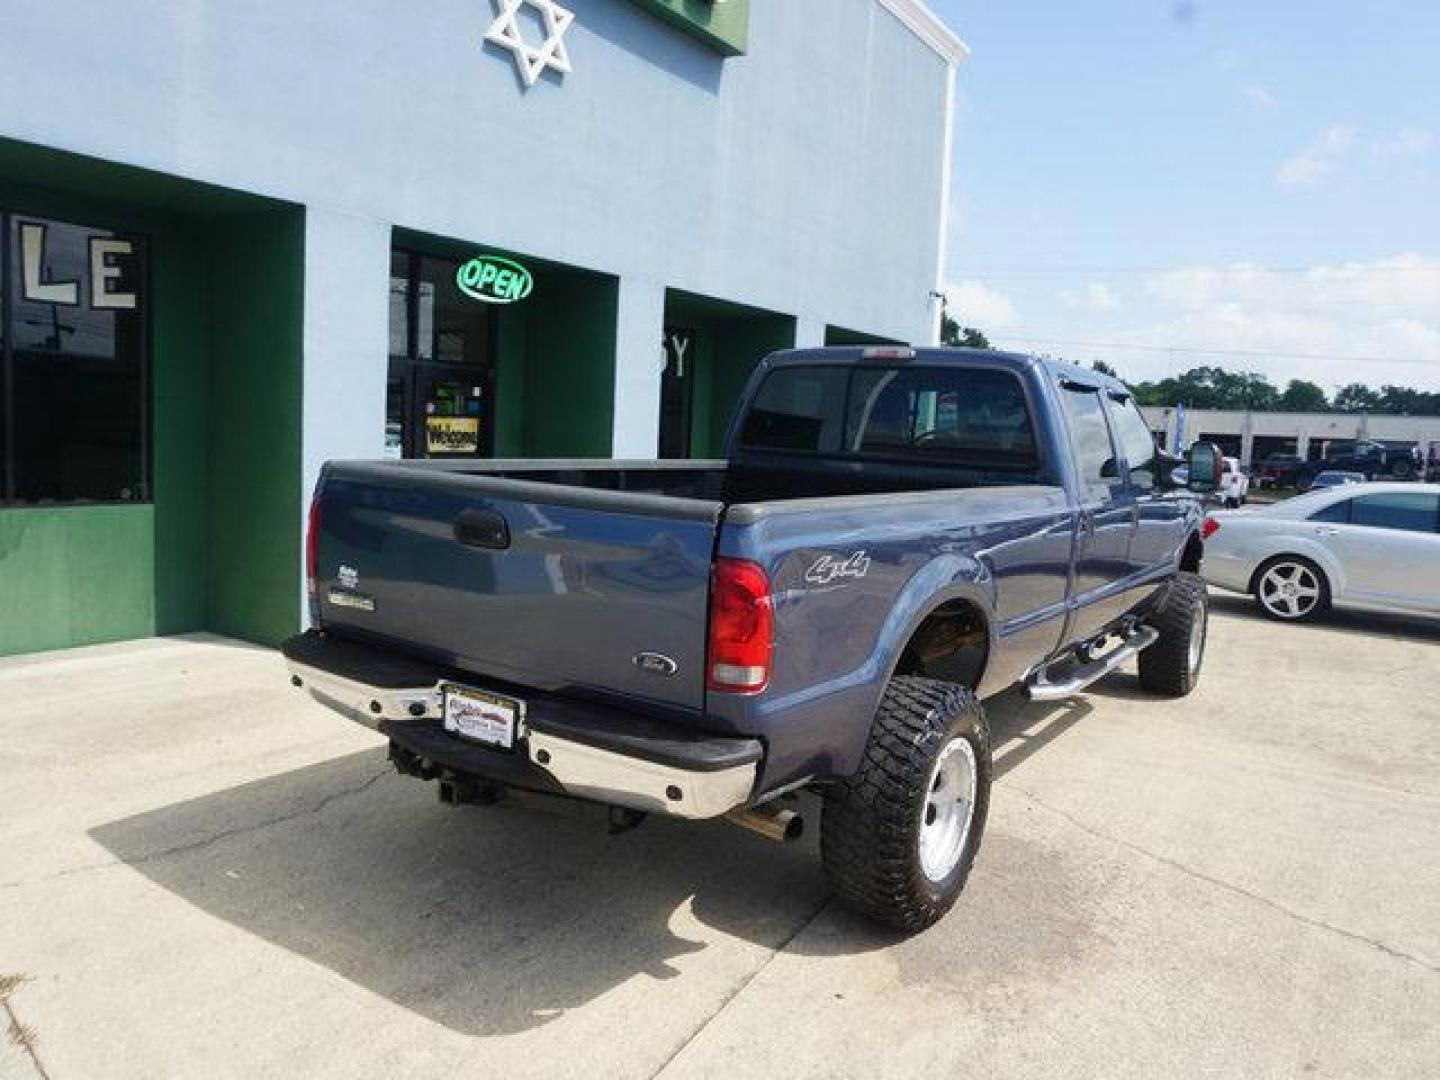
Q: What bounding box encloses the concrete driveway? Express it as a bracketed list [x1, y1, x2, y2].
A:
[2, 597, 1438, 1079]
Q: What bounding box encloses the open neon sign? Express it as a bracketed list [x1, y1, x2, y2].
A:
[456, 254, 534, 304]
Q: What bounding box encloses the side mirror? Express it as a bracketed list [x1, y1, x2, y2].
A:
[1187, 442, 1223, 494]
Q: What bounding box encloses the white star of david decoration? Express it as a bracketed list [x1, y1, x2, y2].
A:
[485, 0, 574, 88]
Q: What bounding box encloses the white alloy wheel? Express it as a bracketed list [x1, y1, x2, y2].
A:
[1257, 561, 1323, 620]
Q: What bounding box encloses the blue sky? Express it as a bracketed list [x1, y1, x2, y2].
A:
[926, 0, 1440, 392]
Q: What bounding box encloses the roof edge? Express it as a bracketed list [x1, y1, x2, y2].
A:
[875, 0, 970, 66]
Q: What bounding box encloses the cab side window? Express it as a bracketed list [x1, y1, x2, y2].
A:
[1060, 387, 1119, 500]
[1106, 395, 1158, 490]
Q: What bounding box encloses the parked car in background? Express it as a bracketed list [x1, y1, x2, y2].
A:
[1299, 439, 1419, 487]
[1218, 456, 1249, 508]
[1202, 482, 1440, 621]
[1306, 470, 1367, 491]
[1256, 453, 1306, 489]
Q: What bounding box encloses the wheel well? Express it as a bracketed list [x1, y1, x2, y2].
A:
[895, 599, 989, 690]
[1180, 530, 1204, 573]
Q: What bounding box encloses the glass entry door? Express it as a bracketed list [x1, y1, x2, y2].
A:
[417, 366, 487, 458]
[387, 249, 495, 459]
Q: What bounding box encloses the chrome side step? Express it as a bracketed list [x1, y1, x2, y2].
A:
[1024, 625, 1159, 702]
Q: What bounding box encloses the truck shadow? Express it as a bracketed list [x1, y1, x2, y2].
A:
[88, 695, 1095, 1037]
[90, 749, 831, 1037]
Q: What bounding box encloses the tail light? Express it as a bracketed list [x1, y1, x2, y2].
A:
[707, 559, 775, 693]
[1201, 516, 1221, 540]
[305, 495, 322, 598]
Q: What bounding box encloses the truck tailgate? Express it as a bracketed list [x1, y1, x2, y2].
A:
[313, 464, 722, 714]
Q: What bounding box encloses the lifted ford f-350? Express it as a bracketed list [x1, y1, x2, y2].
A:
[284, 347, 1220, 930]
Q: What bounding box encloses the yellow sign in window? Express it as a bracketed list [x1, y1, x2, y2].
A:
[426, 416, 480, 455]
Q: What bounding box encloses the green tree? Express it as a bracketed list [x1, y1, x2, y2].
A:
[1333, 384, 1381, 412]
[1278, 379, 1328, 412]
[1376, 385, 1440, 415]
[941, 315, 992, 349]
[1091, 360, 1118, 377]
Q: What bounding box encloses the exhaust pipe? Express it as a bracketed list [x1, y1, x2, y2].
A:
[726, 804, 804, 843]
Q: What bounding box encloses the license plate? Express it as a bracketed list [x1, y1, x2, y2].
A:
[442, 685, 523, 751]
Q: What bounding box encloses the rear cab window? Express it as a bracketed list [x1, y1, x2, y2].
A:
[739, 365, 1039, 468]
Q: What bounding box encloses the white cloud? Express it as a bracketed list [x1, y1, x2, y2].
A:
[1373, 127, 1434, 159]
[1061, 282, 1122, 313]
[1276, 125, 1433, 186]
[945, 280, 1020, 330]
[1119, 255, 1440, 389]
[1239, 85, 1277, 110]
[1276, 125, 1359, 186]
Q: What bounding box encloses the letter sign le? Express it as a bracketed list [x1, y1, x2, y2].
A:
[20, 222, 139, 310]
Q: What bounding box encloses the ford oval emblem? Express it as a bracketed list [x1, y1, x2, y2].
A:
[633, 652, 679, 677]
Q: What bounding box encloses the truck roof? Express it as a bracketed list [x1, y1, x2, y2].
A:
[763, 346, 1133, 397]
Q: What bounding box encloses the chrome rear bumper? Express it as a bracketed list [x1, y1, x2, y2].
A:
[286, 658, 759, 820]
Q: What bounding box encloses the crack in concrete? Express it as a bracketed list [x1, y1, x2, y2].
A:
[0, 768, 391, 893]
[2, 980, 52, 1080]
[649, 895, 832, 1080]
[1012, 785, 1440, 976]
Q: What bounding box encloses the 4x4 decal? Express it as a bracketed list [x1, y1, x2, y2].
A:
[805, 551, 872, 586]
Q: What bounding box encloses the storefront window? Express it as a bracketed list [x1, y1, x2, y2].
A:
[386, 249, 494, 459]
[1, 213, 148, 504]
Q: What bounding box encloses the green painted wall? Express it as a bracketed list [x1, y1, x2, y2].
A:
[0, 140, 302, 656]
[0, 507, 154, 654]
[521, 273, 618, 456]
[204, 211, 305, 646]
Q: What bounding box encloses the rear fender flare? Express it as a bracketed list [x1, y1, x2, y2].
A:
[830, 557, 997, 775]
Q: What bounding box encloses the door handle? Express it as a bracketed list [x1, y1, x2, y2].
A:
[1078, 511, 1096, 537]
[454, 508, 510, 550]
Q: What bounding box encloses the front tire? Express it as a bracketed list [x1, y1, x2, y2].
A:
[821, 677, 991, 932]
[1137, 572, 1208, 697]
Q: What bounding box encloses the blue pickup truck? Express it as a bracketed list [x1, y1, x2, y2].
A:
[284, 347, 1219, 930]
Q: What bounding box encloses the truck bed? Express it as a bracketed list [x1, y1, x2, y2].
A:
[310, 457, 1051, 723]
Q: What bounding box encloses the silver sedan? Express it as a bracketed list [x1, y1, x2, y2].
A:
[1202, 482, 1440, 621]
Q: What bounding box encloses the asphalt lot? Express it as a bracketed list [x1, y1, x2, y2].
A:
[2, 596, 1438, 1079]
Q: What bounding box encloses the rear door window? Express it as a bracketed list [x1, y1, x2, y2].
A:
[1349, 493, 1440, 534]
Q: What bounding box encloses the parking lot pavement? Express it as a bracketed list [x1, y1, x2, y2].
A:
[2, 603, 1438, 1080]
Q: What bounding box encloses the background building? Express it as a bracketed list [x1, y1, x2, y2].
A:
[0, 0, 964, 656]
[1142, 406, 1440, 466]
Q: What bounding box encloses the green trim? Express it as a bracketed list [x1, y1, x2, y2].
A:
[628, 0, 749, 56]
[204, 209, 305, 646]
